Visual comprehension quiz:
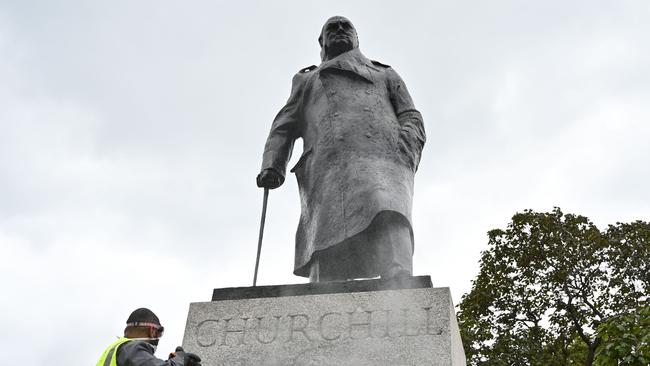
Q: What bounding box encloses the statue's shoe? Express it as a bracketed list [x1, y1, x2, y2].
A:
[380, 265, 412, 279]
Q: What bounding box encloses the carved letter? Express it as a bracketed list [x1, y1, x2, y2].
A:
[347, 310, 373, 339]
[254, 315, 281, 344]
[288, 314, 311, 342]
[423, 307, 443, 335]
[219, 317, 248, 346]
[195, 319, 219, 347]
[399, 308, 420, 337]
[318, 312, 341, 341]
[376, 309, 391, 338]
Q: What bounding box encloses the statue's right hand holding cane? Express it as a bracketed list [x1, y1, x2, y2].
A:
[256, 168, 283, 189]
[253, 168, 284, 287]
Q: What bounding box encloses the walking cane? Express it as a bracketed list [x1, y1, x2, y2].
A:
[253, 187, 269, 286]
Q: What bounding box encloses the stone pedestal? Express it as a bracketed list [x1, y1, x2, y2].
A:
[182, 276, 466, 365]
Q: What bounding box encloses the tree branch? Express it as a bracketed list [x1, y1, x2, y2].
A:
[563, 286, 593, 347]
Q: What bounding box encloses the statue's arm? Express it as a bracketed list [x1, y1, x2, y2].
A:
[259, 73, 305, 187]
[387, 68, 426, 171]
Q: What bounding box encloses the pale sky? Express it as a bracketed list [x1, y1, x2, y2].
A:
[1, 1, 649, 365]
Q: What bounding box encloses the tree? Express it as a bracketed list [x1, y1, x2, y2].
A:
[595, 304, 650, 366]
[457, 208, 649, 366]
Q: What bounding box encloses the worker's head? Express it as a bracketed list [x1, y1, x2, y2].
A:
[319, 16, 359, 61]
[123, 308, 165, 348]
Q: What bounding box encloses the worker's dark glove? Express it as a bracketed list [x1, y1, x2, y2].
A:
[256, 169, 283, 189]
[170, 347, 201, 366]
[183, 352, 202, 366]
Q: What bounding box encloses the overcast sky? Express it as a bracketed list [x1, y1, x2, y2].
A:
[1, 1, 649, 364]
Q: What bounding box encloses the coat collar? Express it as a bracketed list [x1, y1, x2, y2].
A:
[318, 48, 379, 83]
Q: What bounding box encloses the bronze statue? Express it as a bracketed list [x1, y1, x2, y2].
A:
[257, 16, 425, 282]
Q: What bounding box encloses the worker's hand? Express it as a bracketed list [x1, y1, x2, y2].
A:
[168, 346, 183, 361]
[256, 169, 283, 189]
[183, 352, 202, 366]
[169, 347, 201, 366]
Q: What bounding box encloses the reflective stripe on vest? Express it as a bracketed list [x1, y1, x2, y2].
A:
[96, 338, 131, 366]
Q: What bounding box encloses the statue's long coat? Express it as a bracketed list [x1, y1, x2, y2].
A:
[261, 49, 425, 277]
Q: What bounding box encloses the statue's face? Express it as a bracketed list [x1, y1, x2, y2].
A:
[320, 16, 358, 60]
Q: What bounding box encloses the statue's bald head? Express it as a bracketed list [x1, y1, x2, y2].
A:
[318, 16, 359, 61]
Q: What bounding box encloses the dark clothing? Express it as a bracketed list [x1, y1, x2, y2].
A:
[261, 48, 425, 278]
[116, 340, 183, 366]
[310, 211, 413, 281]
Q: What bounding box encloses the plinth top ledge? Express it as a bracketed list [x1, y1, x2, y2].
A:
[211, 275, 434, 301]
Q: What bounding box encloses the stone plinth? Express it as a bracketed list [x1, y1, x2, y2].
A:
[182, 276, 466, 365]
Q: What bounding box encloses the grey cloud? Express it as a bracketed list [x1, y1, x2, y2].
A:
[1, 1, 648, 365]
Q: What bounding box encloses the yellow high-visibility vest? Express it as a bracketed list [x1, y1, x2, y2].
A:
[96, 338, 131, 366]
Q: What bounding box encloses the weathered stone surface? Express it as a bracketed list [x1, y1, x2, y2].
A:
[212, 275, 433, 301]
[182, 277, 465, 365]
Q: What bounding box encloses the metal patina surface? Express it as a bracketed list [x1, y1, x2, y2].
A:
[258, 17, 426, 280]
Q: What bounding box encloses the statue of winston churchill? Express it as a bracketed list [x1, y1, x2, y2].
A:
[257, 16, 426, 282]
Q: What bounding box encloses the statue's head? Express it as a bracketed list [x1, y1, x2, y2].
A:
[318, 16, 359, 62]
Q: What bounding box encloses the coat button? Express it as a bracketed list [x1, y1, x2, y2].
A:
[366, 133, 372, 138]
[333, 112, 340, 117]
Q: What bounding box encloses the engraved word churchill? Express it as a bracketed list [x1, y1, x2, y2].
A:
[194, 306, 443, 348]
[257, 16, 426, 282]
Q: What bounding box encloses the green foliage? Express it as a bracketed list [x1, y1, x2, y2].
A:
[458, 208, 649, 366]
[595, 304, 650, 366]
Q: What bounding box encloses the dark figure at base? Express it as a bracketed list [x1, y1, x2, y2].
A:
[96, 308, 202, 366]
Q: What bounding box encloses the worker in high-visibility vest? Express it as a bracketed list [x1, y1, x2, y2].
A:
[96, 308, 201, 366]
